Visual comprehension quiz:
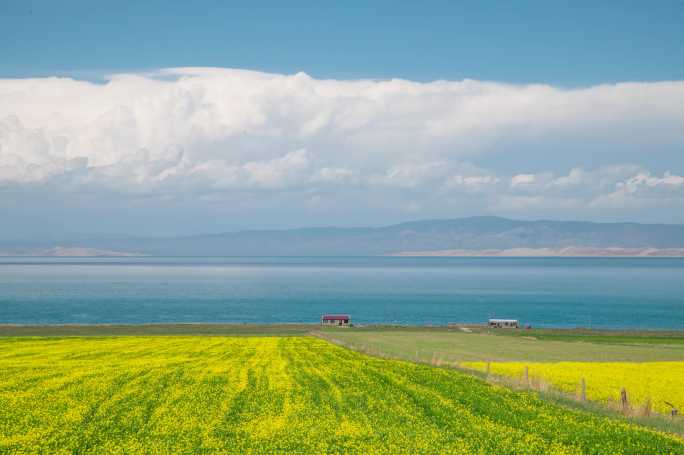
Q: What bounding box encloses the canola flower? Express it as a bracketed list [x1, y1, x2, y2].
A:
[461, 361, 684, 415]
[0, 337, 682, 454]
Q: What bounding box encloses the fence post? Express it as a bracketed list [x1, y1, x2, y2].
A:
[665, 401, 679, 419]
[620, 387, 629, 414]
[642, 397, 652, 417]
[580, 377, 587, 402]
[524, 366, 529, 388]
[486, 361, 491, 379]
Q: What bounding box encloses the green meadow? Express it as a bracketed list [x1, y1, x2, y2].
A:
[318, 327, 684, 363]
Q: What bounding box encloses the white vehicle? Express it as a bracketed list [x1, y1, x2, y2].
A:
[488, 318, 519, 329]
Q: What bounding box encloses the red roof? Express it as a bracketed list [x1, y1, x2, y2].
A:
[322, 314, 350, 320]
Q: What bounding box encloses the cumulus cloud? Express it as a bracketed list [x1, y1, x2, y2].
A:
[510, 174, 538, 187]
[444, 174, 500, 194]
[1, 67, 684, 231]
[493, 167, 684, 213]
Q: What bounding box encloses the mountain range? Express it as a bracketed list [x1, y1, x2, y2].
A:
[3, 216, 684, 256]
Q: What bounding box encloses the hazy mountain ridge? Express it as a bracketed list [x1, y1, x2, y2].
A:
[3, 216, 684, 256]
[388, 247, 684, 257]
[0, 247, 143, 257]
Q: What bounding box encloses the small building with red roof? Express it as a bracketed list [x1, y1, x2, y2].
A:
[321, 314, 351, 327]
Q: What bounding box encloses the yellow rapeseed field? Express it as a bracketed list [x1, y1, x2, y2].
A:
[1, 337, 682, 454]
[461, 361, 684, 415]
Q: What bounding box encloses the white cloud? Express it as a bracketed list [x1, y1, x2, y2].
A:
[243, 149, 310, 189]
[310, 166, 358, 184]
[368, 161, 449, 188]
[619, 172, 684, 194]
[2, 68, 684, 189]
[587, 171, 684, 209]
[444, 174, 499, 194]
[510, 174, 537, 187]
[1, 67, 684, 230]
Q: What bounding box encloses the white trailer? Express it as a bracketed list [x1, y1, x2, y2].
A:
[488, 318, 519, 329]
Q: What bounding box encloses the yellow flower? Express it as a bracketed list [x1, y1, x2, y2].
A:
[461, 361, 684, 414]
[0, 337, 681, 453]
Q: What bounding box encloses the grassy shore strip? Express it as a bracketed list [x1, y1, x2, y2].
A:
[0, 323, 316, 337]
[3, 323, 684, 341]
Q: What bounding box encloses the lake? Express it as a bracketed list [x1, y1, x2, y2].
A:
[0, 257, 683, 329]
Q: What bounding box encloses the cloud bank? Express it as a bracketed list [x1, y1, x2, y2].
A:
[1, 67, 684, 234]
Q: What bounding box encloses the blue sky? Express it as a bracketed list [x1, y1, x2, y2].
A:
[0, 1, 683, 239]
[2, 0, 683, 84]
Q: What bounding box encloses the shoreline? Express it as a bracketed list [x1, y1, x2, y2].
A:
[4, 254, 684, 259]
[2, 323, 684, 338]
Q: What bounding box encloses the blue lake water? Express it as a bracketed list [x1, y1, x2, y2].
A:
[0, 257, 683, 329]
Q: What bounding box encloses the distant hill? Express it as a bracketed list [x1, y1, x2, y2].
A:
[388, 246, 684, 257]
[4, 216, 684, 256]
[38, 247, 142, 257]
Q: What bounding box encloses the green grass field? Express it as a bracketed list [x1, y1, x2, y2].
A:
[488, 328, 684, 345]
[2, 336, 683, 454]
[319, 328, 684, 363]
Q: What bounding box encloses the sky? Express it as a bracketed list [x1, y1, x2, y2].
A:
[1, 1, 683, 239]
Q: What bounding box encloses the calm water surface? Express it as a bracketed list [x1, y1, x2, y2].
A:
[0, 257, 683, 329]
